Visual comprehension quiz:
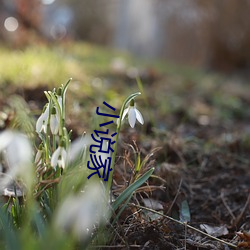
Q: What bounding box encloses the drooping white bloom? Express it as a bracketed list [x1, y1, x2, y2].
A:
[51, 145, 67, 169]
[0, 130, 33, 190]
[54, 181, 109, 241]
[36, 103, 50, 133]
[50, 106, 60, 135]
[122, 99, 144, 128]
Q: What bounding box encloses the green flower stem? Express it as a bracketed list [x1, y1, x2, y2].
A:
[52, 134, 56, 152]
[61, 78, 72, 127]
[106, 92, 141, 198]
[44, 95, 53, 164]
[63, 127, 70, 150]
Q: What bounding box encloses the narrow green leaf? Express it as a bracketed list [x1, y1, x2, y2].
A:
[112, 192, 133, 225]
[62, 78, 72, 97]
[179, 199, 191, 222]
[135, 152, 141, 173]
[32, 209, 45, 237]
[0, 208, 21, 250]
[112, 167, 154, 211]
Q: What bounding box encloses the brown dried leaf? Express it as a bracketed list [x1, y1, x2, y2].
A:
[237, 231, 250, 248]
[200, 224, 228, 237]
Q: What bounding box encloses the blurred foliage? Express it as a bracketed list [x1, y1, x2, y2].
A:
[0, 42, 132, 87]
[0, 44, 83, 86]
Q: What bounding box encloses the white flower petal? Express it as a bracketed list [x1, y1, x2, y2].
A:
[58, 159, 64, 169]
[36, 113, 45, 133]
[50, 114, 59, 135]
[6, 133, 32, 170]
[122, 107, 129, 120]
[60, 148, 67, 169]
[0, 131, 33, 190]
[57, 96, 63, 112]
[44, 104, 50, 118]
[42, 122, 48, 133]
[36, 104, 50, 134]
[51, 147, 68, 169]
[121, 102, 144, 128]
[135, 109, 144, 125]
[51, 147, 61, 168]
[128, 107, 136, 128]
[0, 130, 13, 151]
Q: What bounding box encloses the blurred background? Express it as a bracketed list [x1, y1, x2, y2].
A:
[1, 0, 250, 72]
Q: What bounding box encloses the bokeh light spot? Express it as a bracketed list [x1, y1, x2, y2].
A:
[4, 17, 19, 32]
[41, 0, 55, 5]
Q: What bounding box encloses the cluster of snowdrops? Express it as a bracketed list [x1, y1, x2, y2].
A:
[0, 79, 153, 249]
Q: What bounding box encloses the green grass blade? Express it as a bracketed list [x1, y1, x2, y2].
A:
[112, 167, 154, 211]
[179, 199, 191, 222]
[112, 192, 133, 225]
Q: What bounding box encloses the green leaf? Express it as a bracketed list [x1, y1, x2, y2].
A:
[112, 192, 133, 225]
[62, 78, 72, 98]
[179, 199, 191, 222]
[32, 206, 46, 237]
[112, 167, 154, 211]
[135, 152, 141, 173]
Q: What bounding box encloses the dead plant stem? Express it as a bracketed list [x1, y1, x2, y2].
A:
[234, 192, 250, 227]
[166, 178, 183, 215]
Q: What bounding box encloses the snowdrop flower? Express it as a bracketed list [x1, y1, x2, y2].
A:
[122, 99, 144, 128]
[54, 181, 109, 241]
[51, 142, 67, 169]
[50, 106, 60, 135]
[0, 130, 33, 190]
[36, 103, 50, 133]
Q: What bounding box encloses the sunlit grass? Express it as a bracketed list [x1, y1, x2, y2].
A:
[0, 44, 85, 86]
